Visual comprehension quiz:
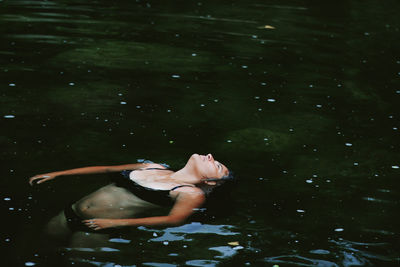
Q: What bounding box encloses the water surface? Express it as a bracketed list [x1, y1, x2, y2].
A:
[1, 0, 399, 266]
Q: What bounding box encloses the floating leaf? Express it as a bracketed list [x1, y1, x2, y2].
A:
[258, 25, 276, 29]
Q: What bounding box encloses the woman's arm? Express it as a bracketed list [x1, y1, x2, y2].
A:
[83, 188, 206, 230]
[29, 162, 158, 185]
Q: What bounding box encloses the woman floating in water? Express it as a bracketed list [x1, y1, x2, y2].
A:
[29, 153, 233, 245]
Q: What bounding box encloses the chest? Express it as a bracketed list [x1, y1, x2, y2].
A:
[129, 169, 175, 190]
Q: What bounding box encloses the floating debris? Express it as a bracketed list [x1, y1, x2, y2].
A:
[258, 25, 276, 30]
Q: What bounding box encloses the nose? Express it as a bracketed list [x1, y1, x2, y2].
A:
[207, 154, 214, 161]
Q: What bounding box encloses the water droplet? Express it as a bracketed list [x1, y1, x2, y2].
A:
[120, 101, 127, 105]
[345, 143, 353, 147]
[227, 140, 232, 143]
[69, 82, 75, 86]
[267, 98, 276, 102]
[9, 83, 16, 86]
[171, 74, 180, 78]
[306, 179, 313, 183]
[296, 209, 305, 213]
[25, 262, 36, 266]
[334, 228, 344, 232]
[391, 165, 399, 169]
[4, 115, 15, 119]
[163, 241, 169, 245]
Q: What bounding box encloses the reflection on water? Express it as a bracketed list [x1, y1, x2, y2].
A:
[53, 223, 241, 267]
[264, 238, 396, 266]
[139, 222, 239, 242]
[1, 0, 399, 266]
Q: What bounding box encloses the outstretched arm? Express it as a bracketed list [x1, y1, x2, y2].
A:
[83, 187, 206, 230]
[29, 162, 159, 185]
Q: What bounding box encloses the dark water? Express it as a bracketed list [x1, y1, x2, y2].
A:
[1, 0, 399, 266]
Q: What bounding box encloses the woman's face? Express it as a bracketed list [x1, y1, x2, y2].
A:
[189, 153, 229, 179]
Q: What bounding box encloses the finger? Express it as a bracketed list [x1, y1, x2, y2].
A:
[29, 178, 43, 186]
[37, 178, 49, 184]
[29, 175, 51, 185]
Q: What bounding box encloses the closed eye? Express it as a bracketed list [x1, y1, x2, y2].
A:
[216, 162, 222, 172]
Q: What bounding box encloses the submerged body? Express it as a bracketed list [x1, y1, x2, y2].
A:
[29, 154, 231, 246]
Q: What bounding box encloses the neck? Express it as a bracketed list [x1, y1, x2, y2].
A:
[170, 166, 202, 185]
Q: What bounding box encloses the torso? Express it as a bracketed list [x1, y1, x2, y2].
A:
[73, 165, 192, 219]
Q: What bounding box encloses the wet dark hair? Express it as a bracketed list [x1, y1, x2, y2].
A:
[199, 169, 235, 197]
[203, 169, 235, 183]
[191, 169, 237, 222]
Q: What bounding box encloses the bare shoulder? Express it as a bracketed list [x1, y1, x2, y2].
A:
[171, 186, 205, 199]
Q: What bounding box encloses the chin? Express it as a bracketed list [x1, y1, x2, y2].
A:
[190, 153, 201, 160]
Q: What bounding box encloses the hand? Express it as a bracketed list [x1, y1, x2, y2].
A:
[83, 218, 122, 231]
[29, 173, 58, 185]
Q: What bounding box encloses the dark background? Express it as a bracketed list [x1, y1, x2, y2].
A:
[1, 0, 399, 266]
